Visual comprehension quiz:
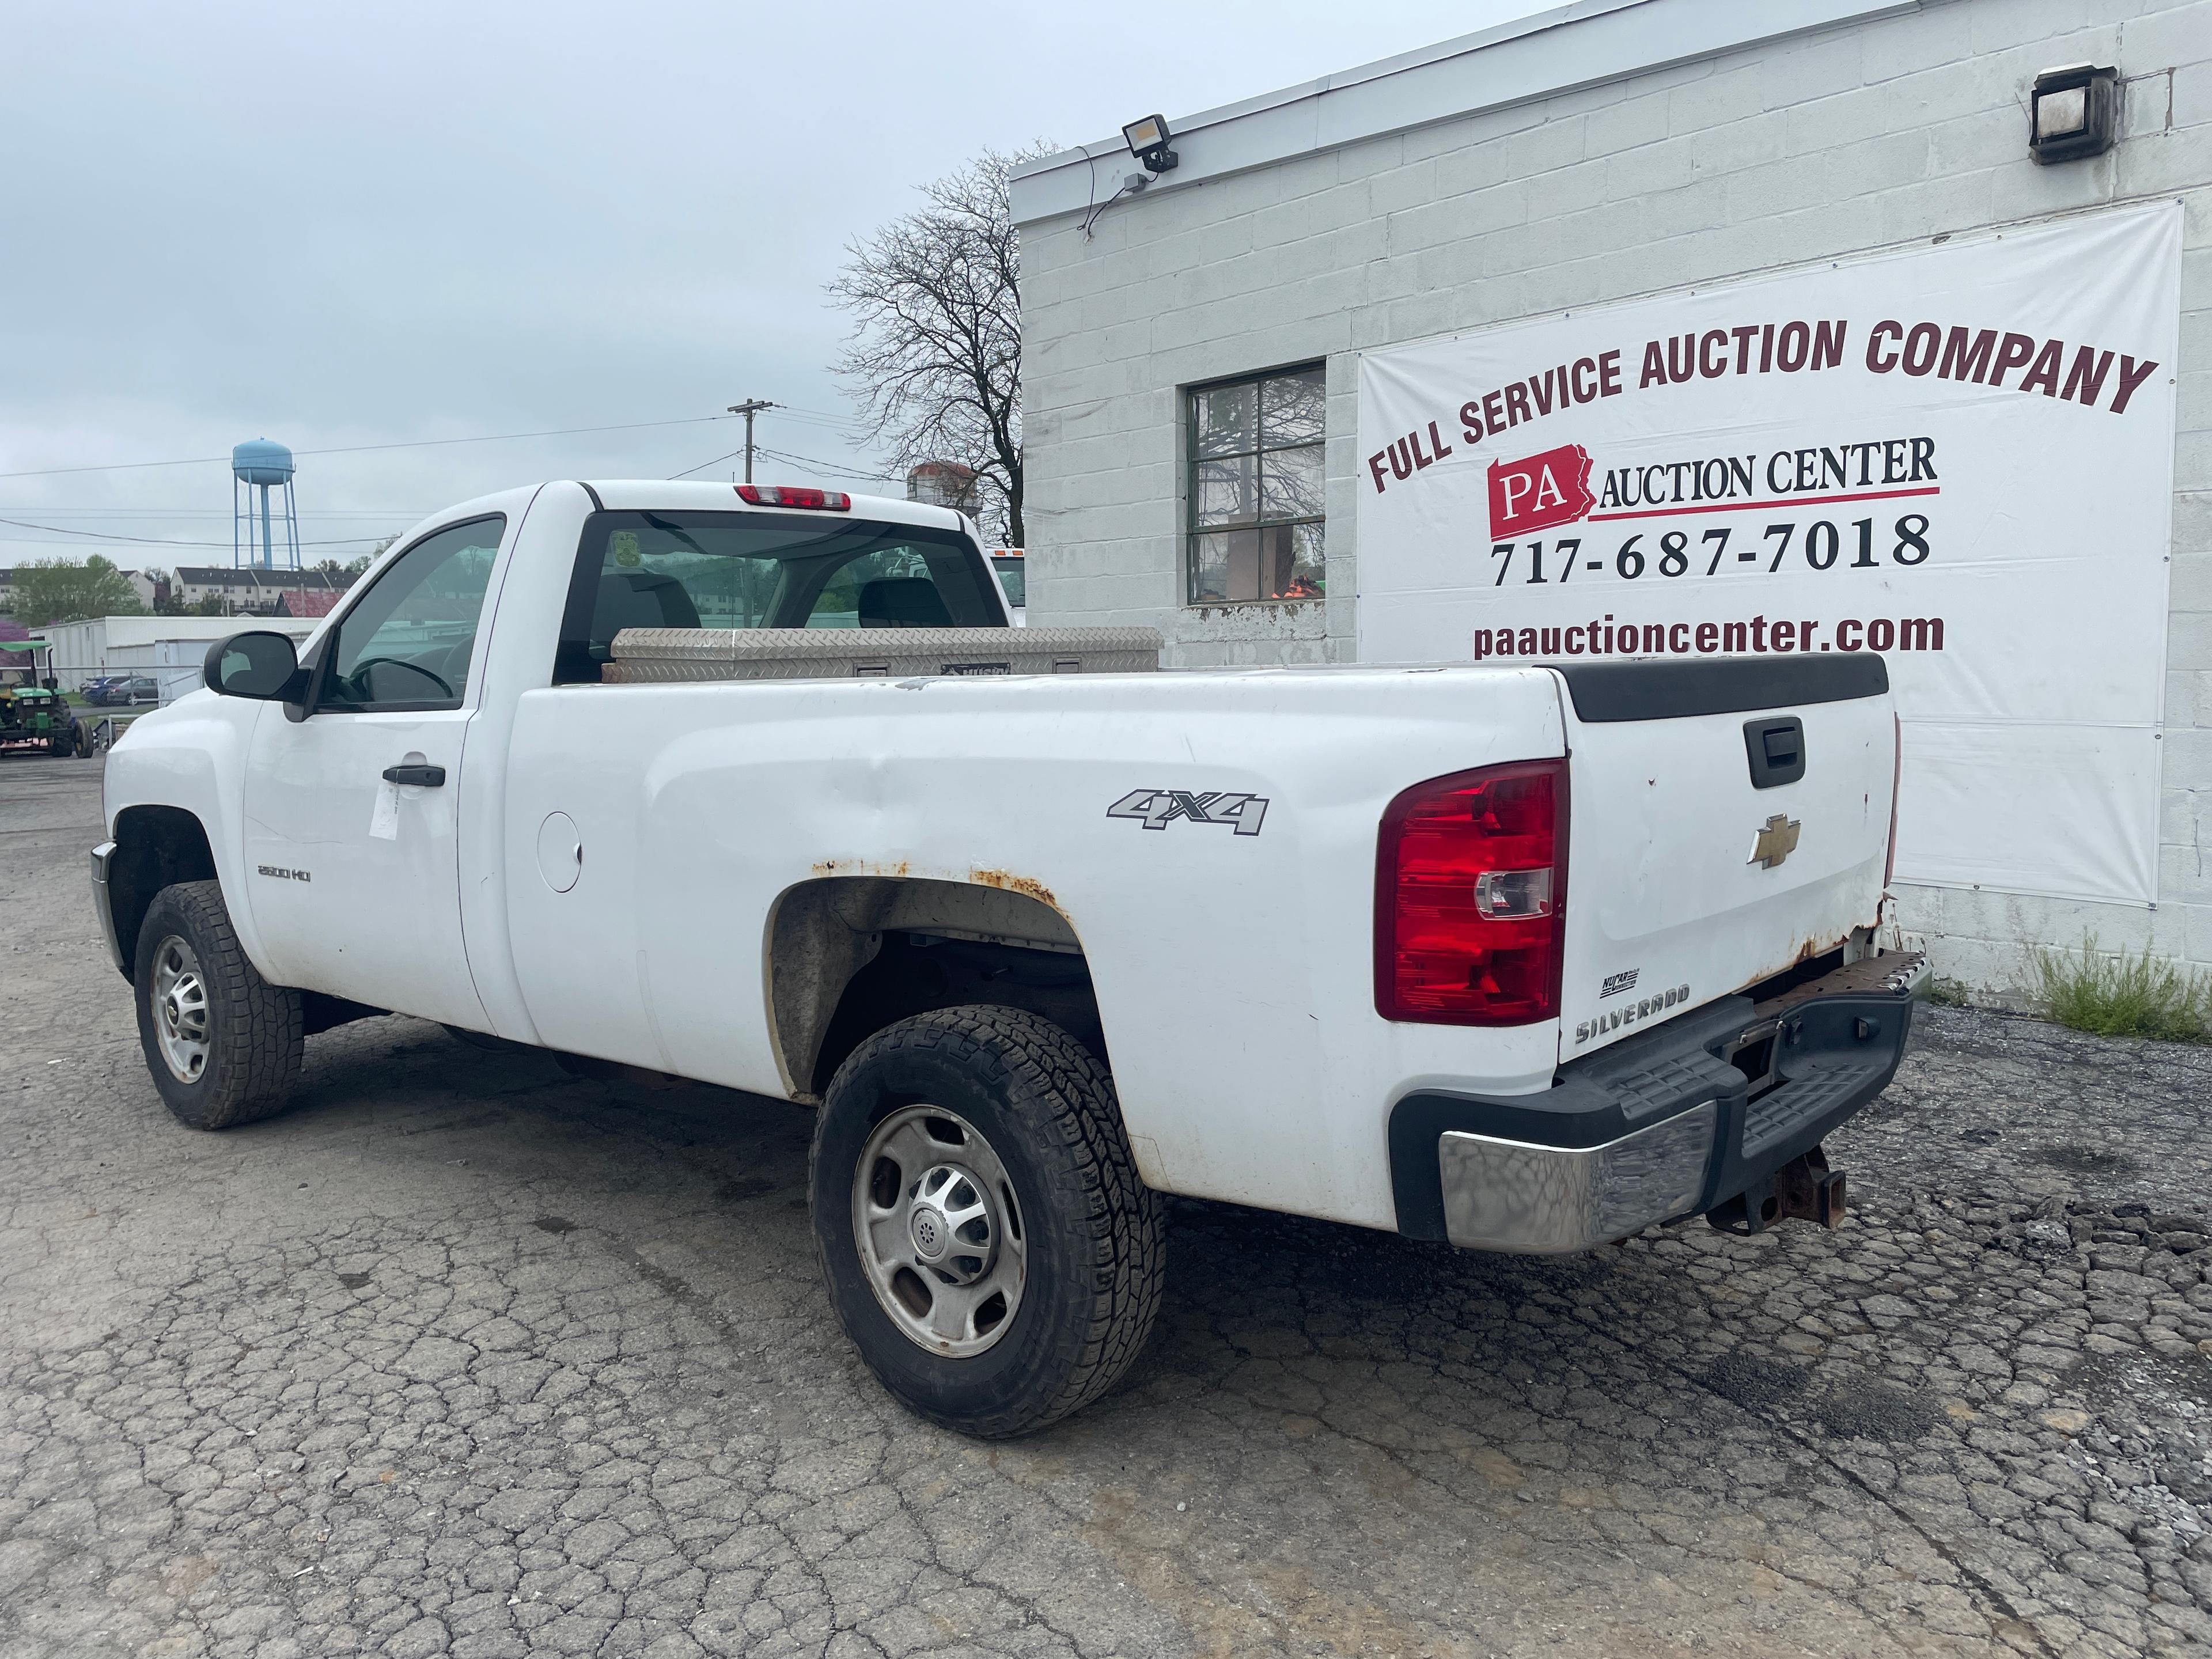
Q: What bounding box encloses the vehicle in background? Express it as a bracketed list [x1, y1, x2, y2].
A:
[90, 676, 159, 707]
[94, 478, 1922, 1439]
[989, 550, 1024, 623]
[0, 641, 89, 757]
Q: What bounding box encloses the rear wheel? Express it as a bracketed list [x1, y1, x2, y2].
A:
[810, 1005, 1165, 1438]
[134, 881, 303, 1130]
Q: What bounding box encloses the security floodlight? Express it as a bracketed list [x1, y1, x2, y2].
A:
[1122, 113, 1178, 175]
[2029, 64, 2118, 164]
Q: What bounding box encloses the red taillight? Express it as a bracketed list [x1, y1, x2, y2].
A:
[736, 484, 850, 511]
[1375, 760, 1568, 1025]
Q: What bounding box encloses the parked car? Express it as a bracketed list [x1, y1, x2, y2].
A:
[93, 479, 1922, 1437]
[93, 676, 159, 706]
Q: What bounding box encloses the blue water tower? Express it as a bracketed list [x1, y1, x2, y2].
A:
[232, 438, 301, 571]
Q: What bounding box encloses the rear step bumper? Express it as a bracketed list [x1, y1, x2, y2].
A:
[1388, 952, 1927, 1254]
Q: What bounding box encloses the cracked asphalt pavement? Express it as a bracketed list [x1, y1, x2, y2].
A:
[7, 760, 2212, 1657]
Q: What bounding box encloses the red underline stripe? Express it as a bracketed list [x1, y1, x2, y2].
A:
[1584, 485, 1941, 521]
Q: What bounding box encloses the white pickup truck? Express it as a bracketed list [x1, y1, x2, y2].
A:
[93, 480, 1925, 1437]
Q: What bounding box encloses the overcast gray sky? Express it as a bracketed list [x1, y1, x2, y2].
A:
[1, 0, 1552, 567]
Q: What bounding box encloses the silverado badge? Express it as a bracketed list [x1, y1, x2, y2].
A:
[1749, 813, 1802, 870]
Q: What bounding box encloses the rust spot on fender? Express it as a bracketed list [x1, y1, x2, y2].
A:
[968, 868, 1058, 910]
[811, 858, 910, 878]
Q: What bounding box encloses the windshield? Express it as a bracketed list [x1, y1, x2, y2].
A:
[555, 509, 1003, 683]
[992, 558, 1025, 609]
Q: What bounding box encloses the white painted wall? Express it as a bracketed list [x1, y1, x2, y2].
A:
[36, 618, 111, 688]
[1013, 0, 2212, 996]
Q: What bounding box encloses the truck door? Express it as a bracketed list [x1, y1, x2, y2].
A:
[241, 516, 505, 1027]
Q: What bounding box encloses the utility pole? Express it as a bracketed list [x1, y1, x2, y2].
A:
[726, 399, 776, 483]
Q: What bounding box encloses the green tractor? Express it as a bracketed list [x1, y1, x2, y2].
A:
[0, 639, 90, 758]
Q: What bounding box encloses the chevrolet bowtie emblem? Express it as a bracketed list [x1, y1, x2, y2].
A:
[1749, 813, 1802, 870]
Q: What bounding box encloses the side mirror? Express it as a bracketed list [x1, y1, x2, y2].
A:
[204, 631, 301, 700]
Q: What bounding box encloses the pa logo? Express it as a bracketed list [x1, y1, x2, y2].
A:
[1107, 788, 1269, 838]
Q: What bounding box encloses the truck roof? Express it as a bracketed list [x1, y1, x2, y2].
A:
[577, 480, 968, 534]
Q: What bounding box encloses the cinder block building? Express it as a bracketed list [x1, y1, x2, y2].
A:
[1010, 0, 2212, 994]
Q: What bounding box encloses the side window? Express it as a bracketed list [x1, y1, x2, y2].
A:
[1187, 364, 1325, 604]
[321, 516, 504, 712]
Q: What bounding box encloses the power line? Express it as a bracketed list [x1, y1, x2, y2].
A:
[752, 444, 909, 486]
[767, 410, 861, 432]
[0, 516, 392, 549]
[0, 506, 425, 517]
[0, 413, 740, 482]
[757, 445, 906, 483]
[666, 395, 873, 481]
[665, 449, 747, 481]
[658, 438, 904, 488]
[757, 401, 859, 427]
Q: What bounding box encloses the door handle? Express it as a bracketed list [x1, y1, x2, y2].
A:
[382, 764, 446, 787]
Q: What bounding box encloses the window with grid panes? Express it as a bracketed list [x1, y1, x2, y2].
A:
[1187, 366, 1325, 604]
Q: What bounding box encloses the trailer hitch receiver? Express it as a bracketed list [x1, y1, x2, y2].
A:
[1706, 1145, 1847, 1236]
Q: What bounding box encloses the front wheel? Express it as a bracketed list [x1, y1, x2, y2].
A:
[134, 881, 304, 1130]
[810, 1006, 1165, 1438]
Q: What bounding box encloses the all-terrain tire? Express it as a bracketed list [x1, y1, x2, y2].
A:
[134, 880, 304, 1130]
[810, 1005, 1166, 1439]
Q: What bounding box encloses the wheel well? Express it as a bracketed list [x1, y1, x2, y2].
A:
[110, 805, 217, 982]
[770, 876, 1105, 1098]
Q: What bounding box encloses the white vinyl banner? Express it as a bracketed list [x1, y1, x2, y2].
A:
[1356, 203, 2181, 906]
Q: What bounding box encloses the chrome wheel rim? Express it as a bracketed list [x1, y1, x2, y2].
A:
[150, 934, 210, 1084]
[852, 1105, 1027, 1358]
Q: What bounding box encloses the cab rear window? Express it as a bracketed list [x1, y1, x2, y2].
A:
[553, 510, 1003, 684]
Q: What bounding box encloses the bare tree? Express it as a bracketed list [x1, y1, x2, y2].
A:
[830, 146, 1048, 547]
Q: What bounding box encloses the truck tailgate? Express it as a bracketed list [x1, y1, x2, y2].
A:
[1553, 658, 1894, 1062]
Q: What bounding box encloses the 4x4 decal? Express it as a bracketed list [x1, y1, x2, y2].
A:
[1107, 789, 1269, 837]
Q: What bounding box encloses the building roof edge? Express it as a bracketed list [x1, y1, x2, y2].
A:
[1010, 0, 1919, 225]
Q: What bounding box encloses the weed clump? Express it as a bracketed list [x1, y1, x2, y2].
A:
[2035, 934, 2209, 1044]
[1924, 977, 1972, 1008]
